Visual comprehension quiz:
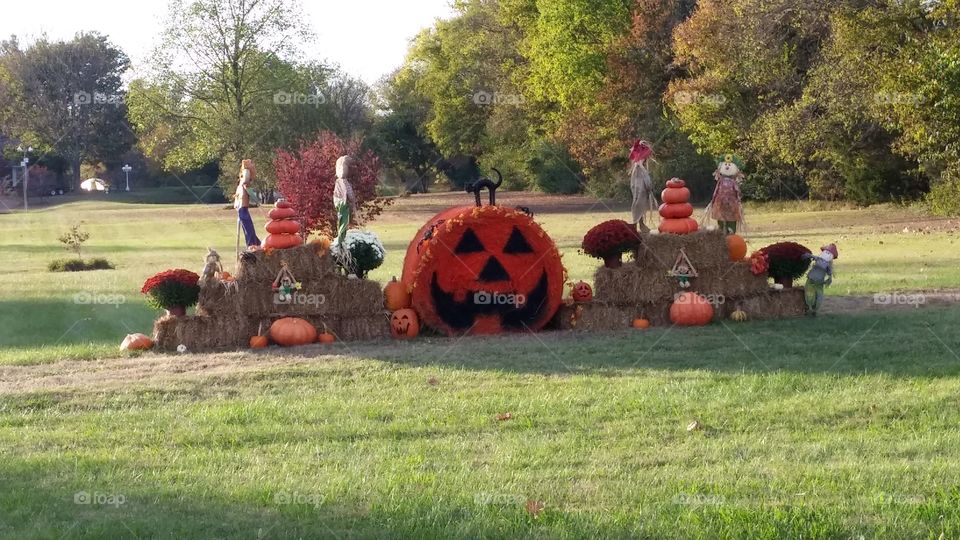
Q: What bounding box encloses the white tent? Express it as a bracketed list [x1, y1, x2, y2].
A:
[80, 178, 108, 191]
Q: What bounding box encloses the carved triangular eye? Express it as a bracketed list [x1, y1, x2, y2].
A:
[503, 226, 534, 254]
[455, 228, 485, 253]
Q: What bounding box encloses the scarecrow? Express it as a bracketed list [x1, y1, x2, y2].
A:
[705, 154, 745, 234]
[802, 243, 837, 316]
[333, 155, 357, 246]
[234, 159, 261, 248]
[628, 140, 657, 233]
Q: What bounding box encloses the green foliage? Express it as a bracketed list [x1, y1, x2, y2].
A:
[527, 141, 582, 194]
[928, 165, 960, 217]
[58, 225, 90, 258]
[47, 258, 115, 272]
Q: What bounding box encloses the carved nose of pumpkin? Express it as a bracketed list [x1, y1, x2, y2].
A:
[478, 256, 510, 282]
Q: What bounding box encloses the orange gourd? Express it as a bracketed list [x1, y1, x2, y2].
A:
[263, 234, 303, 249]
[571, 281, 593, 302]
[658, 218, 699, 235]
[275, 199, 293, 209]
[632, 318, 651, 329]
[384, 276, 412, 311]
[120, 333, 154, 351]
[265, 220, 300, 234]
[658, 178, 698, 235]
[661, 187, 691, 204]
[658, 202, 694, 219]
[269, 317, 317, 346]
[268, 207, 297, 220]
[390, 308, 420, 339]
[669, 292, 714, 326]
[726, 234, 748, 261]
[249, 335, 268, 349]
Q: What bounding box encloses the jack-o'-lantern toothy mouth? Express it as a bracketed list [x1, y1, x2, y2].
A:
[430, 270, 550, 330]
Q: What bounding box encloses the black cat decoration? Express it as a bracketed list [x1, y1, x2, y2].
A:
[466, 168, 503, 207]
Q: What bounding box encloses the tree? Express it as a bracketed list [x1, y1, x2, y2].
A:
[0, 33, 133, 190]
[274, 131, 390, 236]
[130, 0, 316, 192]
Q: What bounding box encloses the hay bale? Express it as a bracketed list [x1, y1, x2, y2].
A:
[324, 278, 385, 317]
[719, 288, 805, 320]
[235, 244, 336, 285]
[335, 313, 391, 341]
[593, 265, 676, 305]
[636, 230, 729, 271]
[196, 280, 242, 316]
[227, 276, 384, 318]
[692, 262, 770, 299]
[153, 314, 259, 351]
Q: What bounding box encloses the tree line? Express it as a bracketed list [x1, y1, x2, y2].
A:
[1, 0, 958, 214]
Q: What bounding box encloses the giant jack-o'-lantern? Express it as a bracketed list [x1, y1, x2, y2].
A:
[402, 205, 566, 335]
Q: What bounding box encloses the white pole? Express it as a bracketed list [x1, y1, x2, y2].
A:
[22, 159, 28, 211]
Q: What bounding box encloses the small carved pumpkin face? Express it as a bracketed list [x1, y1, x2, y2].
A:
[571, 281, 593, 302]
[391, 308, 419, 339]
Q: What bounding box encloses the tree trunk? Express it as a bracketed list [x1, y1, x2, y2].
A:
[72, 156, 82, 192]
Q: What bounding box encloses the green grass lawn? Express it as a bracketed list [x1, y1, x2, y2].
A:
[1, 195, 960, 537]
[2, 309, 960, 538]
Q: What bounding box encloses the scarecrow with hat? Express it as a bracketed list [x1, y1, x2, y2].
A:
[705, 154, 746, 234]
[628, 140, 657, 233]
[802, 243, 838, 316]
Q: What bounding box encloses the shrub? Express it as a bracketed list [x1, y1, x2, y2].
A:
[928, 166, 960, 217]
[336, 230, 385, 278]
[48, 258, 115, 272]
[581, 220, 641, 259]
[528, 141, 582, 194]
[756, 242, 812, 283]
[141, 269, 201, 310]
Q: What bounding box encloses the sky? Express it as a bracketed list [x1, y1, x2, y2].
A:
[0, 0, 455, 83]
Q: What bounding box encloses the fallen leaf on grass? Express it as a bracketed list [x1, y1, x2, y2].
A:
[525, 499, 545, 517]
[687, 420, 702, 432]
[495, 413, 513, 421]
[427, 377, 439, 386]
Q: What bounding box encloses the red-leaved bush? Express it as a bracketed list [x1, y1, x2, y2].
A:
[581, 220, 642, 259]
[274, 131, 391, 236]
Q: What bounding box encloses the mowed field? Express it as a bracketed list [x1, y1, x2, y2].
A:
[2, 192, 960, 538]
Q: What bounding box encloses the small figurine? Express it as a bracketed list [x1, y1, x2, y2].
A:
[802, 243, 837, 316]
[705, 154, 745, 234]
[628, 140, 657, 233]
[201, 247, 223, 283]
[333, 155, 358, 246]
[668, 248, 698, 288]
[235, 159, 261, 248]
[272, 261, 301, 303]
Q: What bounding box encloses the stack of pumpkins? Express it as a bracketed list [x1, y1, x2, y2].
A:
[658, 178, 699, 235]
[263, 199, 303, 249]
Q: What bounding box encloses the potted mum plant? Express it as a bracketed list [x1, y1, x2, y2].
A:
[141, 269, 201, 316]
[338, 230, 386, 279]
[755, 242, 812, 287]
[581, 220, 642, 268]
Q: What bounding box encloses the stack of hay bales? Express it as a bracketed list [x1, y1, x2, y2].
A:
[154, 244, 389, 351]
[555, 230, 805, 330]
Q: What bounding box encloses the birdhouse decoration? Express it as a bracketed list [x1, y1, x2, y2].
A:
[667, 248, 699, 288]
[271, 261, 301, 302]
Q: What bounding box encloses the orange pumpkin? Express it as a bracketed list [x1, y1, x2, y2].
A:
[220, 271, 234, 282]
[669, 292, 715, 326]
[391, 308, 420, 339]
[571, 281, 593, 302]
[317, 331, 336, 344]
[265, 220, 301, 234]
[120, 333, 154, 351]
[263, 234, 303, 249]
[726, 234, 748, 261]
[403, 205, 565, 335]
[661, 178, 691, 205]
[268, 207, 297, 220]
[275, 199, 292, 209]
[269, 317, 317, 346]
[384, 276, 412, 311]
[632, 318, 651, 329]
[249, 335, 268, 349]
[658, 202, 694, 219]
[659, 218, 700, 235]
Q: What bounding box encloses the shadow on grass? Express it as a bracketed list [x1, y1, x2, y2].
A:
[0, 299, 157, 350]
[281, 307, 960, 378]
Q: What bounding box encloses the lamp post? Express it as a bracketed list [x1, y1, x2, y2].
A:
[17, 145, 32, 211]
[122, 164, 132, 192]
